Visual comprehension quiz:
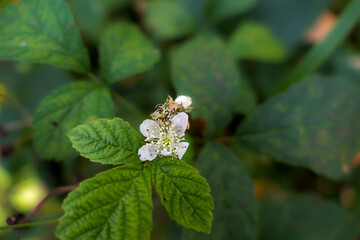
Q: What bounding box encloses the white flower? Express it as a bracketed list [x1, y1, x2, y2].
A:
[175, 95, 192, 109]
[138, 112, 190, 161]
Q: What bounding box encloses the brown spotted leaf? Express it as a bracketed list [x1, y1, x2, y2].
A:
[0, 0, 90, 73]
[237, 76, 360, 179]
[171, 34, 241, 137]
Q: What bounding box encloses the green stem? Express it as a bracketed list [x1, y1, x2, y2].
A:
[111, 91, 147, 118]
[87, 72, 104, 85]
[275, 0, 360, 94]
[3, 92, 32, 119]
[0, 218, 60, 231]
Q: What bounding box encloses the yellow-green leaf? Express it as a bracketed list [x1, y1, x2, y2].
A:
[228, 21, 285, 62]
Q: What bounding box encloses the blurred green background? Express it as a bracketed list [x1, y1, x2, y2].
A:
[1, 0, 360, 239]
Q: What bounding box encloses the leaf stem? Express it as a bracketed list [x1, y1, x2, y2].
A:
[111, 91, 147, 119]
[2, 92, 32, 119]
[275, 0, 360, 94]
[1, 118, 32, 132]
[0, 218, 60, 231]
[16, 184, 78, 240]
[87, 72, 104, 85]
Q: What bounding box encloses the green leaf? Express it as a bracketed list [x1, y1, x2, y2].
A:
[182, 142, 257, 240]
[33, 81, 114, 161]
[150, 157, 213, 233]
[68, 118, 144, 165]
[68, 0, 129, 40]
[56, 162, 153, 240]
[100, 22, 161, 83]
[237, 76, 360, 179]
[228, 21, 285, 62]
[211, 0, 258, 21]
[171, 35, 241, 137]
[0, 0, 90, 73]
[145, 0, 195, 40]
[258, 194, 357, 240]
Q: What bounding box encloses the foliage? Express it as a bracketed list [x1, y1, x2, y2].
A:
[1, 0, 360, 239]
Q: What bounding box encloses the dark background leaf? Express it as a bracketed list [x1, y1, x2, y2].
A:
[171, 34, 241, 137]
[182, 141, 258, 240]
[258, 194, 357, 240]
[237, 76, 360, 179]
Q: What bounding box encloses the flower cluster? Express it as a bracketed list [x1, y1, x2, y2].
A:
[138, 96, 192, 161]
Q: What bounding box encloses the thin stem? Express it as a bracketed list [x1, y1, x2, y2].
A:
[0, 218, 60, 231]
[111, 91, 147, 118]
[87, 72, 104, 85]
[16, 184, 78, 240]
[2, 118, 32, 132]
[3, 93, 32, 119]
[275, 0, 360, 94]
[23, 184, 78, 223]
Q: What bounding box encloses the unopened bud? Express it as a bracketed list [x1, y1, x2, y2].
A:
[175, 95, 192, 109]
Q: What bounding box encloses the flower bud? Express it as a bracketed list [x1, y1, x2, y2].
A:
[175, 95, 192, 109]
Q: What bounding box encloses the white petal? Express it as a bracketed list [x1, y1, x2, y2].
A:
[175, 95, 192, 108]
[140, 119, 161, 139]
[138, 145, 159, 161]
[176, 142, 189, 159]
[161, 150, 172, 156]
[171, 112, 188, 135]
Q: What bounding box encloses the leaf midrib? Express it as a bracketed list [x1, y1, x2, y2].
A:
[154, 161, 209, 231]
[60, 168, 143, 239]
